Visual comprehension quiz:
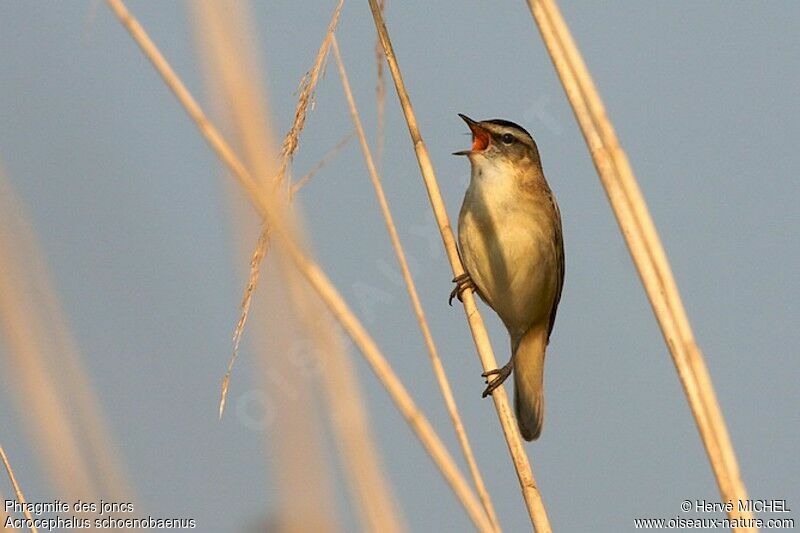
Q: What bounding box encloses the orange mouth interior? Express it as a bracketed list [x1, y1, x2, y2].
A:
[470, 129, 490, 151]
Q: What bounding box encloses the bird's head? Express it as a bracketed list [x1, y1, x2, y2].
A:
[454, 114, 540, 169]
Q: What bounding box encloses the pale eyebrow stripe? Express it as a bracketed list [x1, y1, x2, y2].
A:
[488, 128, 536, 149]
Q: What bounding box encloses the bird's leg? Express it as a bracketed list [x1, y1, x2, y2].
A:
[481, 358, 514, 398]
[449, 272, 476, 306]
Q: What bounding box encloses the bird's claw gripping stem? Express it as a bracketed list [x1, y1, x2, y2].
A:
[449, 273, 476, 306]
[481, 360, 513, 398]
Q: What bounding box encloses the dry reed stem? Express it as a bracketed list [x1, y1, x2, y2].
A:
[249, 262, 340, 532]
[534, 3, 749, 513]
[277, 253, 406, 533]
[0, 175, 99, 500]
[105, 2, 491, 529]
[0, 445, 38, 533]
[38, 295, 133, 502]
[0, 277, 93, 497]
[219, 224, 272, 419]
[217, 0, 344, 418]
[191, 2, 400, 528]
[290, 130, 356, 198]
[276, 0, 344, 183]
[0, 168, 132, 503]
[260, 214, 492, 532]
[374, 0, 387, 169]
[331, 37, 499, 532]
[195, 3, 341, 528]
[526, 0, 751, 527]
[365, 2, 551, 531]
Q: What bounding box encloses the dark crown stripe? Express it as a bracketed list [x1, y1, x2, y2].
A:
[483, 119, 533, 138]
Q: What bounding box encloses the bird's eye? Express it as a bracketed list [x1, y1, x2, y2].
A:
[501, 133, 515, 145]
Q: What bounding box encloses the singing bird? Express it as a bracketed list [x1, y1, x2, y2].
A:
[452, 114, 564, 441]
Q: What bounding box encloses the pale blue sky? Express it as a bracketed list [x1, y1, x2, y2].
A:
[1, 2, 798, 531]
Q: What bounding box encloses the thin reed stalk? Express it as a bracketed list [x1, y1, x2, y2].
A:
[190, 3, 341, 531]
[275, 0, 344, 183]
[259, 214, 492, 533]
[0, 170, 137, 520]
[0, 168, 132, 502]
[6, 164, 133, 504]
[525, 0, 751, 527]
[290, 131, 355, 197]
[216, 0, 344, 418]
[331, 37, 499, 532]
[374, 0, 387, 169]
[0, 445, 38, 533]
[365, 2, 551, 531]
[277, 254, 407, 533]
[190, 1, 403, 529]
[39, 291, 133, 502]
[0, 175, 133, 501]
[535, 4, 748, 510]
[0, 174, 97, 500]
[251, 263, 341, 532]
[105, 2, 491, 529]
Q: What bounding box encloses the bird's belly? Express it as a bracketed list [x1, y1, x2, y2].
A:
[460, 209, 557, 337]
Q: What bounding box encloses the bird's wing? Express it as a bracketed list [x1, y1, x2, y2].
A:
[547, 193, 565, 342]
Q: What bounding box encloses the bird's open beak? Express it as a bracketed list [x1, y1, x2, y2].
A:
[453, 113, 490, 156]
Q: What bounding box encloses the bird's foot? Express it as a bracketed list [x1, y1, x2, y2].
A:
[449, 273, 476, 306]
[481, 360, 514, 398]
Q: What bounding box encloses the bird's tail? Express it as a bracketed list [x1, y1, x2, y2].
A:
[513, 326, 548, 441]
